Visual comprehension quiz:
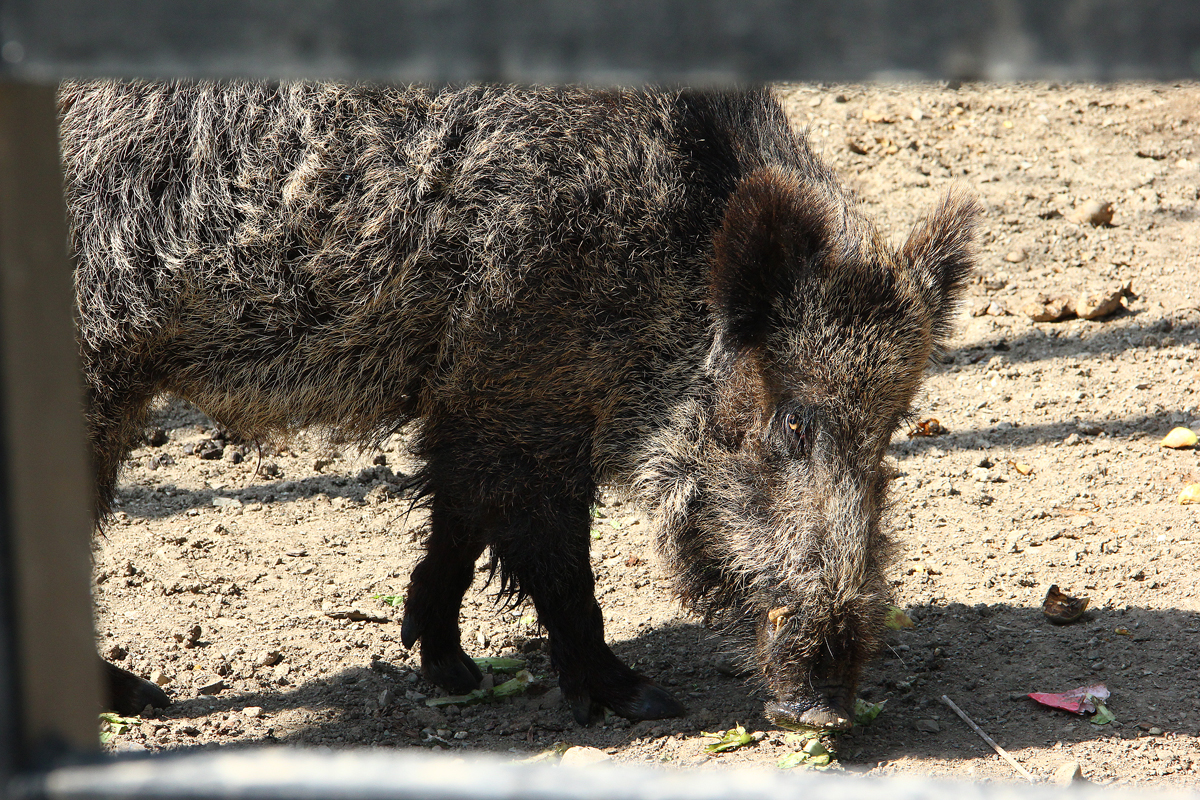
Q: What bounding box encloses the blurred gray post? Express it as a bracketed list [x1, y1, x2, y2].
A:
[0, 82, 101, 771]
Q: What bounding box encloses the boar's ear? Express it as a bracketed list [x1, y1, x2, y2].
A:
[900, 189, 980, 349]
[711, 168, 831, 353]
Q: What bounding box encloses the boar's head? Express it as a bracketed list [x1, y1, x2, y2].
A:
[638, 166, 977, 730]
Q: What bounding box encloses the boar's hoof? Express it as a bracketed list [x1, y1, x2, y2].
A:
[610, 681, 687, 721]
[570, 681, 686, 726]
[568, 693, 605, 726]
[764, 699, 852, 732]
[104, 659, 171, 716]
[399, 611, 484, 693]
[422, 649, 485, 694]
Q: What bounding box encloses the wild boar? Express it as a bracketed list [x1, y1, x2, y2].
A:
[60, 81, 976, 726]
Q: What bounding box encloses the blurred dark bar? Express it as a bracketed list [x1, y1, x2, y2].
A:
[0, 0, 1198, 85]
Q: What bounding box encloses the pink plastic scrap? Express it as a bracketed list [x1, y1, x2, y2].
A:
[1027, 684, 1110, 714]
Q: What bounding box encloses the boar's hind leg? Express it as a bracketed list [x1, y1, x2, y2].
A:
[84, 369, 173, 713]
[401, 495, 486, 693]
[85, 373, 155, 522]
[490, 492, 685, 725]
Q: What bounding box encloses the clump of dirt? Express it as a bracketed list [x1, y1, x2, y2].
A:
[95, 81, 1200, 787]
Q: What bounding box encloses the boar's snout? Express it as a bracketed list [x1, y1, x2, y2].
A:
[764, 661, 856, 731]
[758, 598, 881, 732]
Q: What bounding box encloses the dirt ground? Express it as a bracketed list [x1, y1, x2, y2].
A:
[92, 81, 1199, 788]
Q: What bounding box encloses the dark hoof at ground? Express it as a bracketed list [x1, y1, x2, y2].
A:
[764, 699, 852, 731]
[569, 693, 606, 726]
[398, 612, 420, 649]
[422, 648, 484, 694]
[399, 612, 484, 693]
[607, 681, 687, 721]
[571, 681, 687, 725]
[104, 660, 171, 716]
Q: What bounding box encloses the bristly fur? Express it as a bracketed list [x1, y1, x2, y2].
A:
[64, 81, 977, 722]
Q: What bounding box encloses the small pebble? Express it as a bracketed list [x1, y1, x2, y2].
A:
[537, 686, 564, 711]
[1161, 427, 1198, 449]
[197, 440, 224, 460]
[914, 719, 940, 733]
[175, 624, 202, 648]
[243, 706, 263, 718]
[1022, 294, 1074, 323]
[1003, 248, 1027, 263]
[150, 670, 171, 687]
[195, 675, 225, 695]
[257, 650, 282, 667]
[1075, 286, 1124, 320]
[1068, 199, 1114, 226]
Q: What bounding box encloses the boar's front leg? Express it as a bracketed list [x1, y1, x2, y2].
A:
[401, 495, 487, 693]
[489, 487, 685, 725]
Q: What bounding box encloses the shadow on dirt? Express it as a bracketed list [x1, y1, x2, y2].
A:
[114, 469, 417, 522]
[142, 602, 1200, 764]
[941, 311, 1198, 368]
[139, 618, 742, 753]
[892, 408, 1196, 458]
[842, 601, 1200, 765]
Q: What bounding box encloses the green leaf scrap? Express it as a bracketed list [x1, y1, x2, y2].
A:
[99, 712, 139, 744]
[884, 605, 915, 630]
[1090, 700, 1115, 725]
[777, 733, 833, 769]
[371, 593, 405, 607]
[426, 669, 537, 708]
[702, 724, 755, 753]
[854, 698, 887, 726]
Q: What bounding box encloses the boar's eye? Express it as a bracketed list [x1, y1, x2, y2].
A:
[782, 410, 811, 455]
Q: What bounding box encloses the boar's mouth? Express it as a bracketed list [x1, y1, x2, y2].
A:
[762, 654, 857, 731]
[758, 605, 870, 732]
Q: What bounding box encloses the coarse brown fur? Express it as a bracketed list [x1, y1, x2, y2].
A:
[61, 81, 977, 725]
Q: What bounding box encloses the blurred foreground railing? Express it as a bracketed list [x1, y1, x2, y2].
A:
[9, 749, 1200, 800]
